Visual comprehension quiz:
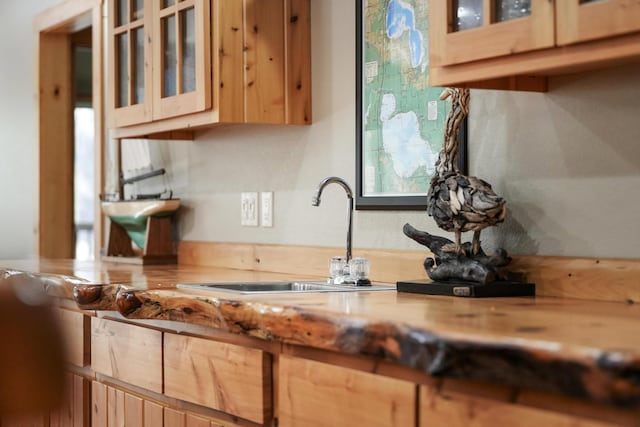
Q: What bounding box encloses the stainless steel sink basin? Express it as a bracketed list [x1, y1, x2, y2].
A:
[176, 281, 396, 294]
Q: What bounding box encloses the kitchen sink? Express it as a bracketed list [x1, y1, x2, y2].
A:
[176, 281, 396, 294]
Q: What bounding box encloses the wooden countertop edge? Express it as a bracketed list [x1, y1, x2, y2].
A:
[115, 287, 640, 409]
[1, 269, 90, 300]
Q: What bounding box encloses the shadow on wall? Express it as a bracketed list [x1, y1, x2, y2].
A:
[545, 63, 640, 179]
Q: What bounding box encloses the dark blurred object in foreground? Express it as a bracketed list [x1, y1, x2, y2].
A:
[0, 271, 65, 416]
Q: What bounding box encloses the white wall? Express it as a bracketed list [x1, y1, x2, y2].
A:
[0, 0, 62, 259]
[172, 0, 640, 259]
[2, 0, 640, 260]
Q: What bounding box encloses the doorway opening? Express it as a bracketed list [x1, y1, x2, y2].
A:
[73, 32, 95, 260]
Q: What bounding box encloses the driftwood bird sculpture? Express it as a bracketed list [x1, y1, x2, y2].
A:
[426, 88, 506, 256]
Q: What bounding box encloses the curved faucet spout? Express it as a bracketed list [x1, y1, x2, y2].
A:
[312, 176, 353, 262]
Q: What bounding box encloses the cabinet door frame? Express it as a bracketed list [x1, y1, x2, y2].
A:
[556, 0, 640, 45]
[430, 0, 555, 66]
[152, 0, 212, 121]
[107, 0, 154, 127]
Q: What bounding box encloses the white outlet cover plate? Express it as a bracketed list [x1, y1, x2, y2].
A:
[261, 191, 273, 227]
[241, 192, 258, 226]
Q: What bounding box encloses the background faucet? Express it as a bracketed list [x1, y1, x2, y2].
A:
[312, 176, 353, 262]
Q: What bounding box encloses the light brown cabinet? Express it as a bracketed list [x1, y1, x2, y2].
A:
[91, 317, 163, 394]
[429, 1, 640, 90]
[107, 0, 311, 138]
[108, 0, 211, 128]
[163, 333, 272, 424]
[278, 355, 416, 427]
[91, 382, 227, 427]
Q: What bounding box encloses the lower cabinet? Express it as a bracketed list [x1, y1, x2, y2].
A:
[163, 334, 272, 425]
[1, 373, 90, 427]
[91, 382, 226, 427]
[278, 355, 416, 427]
[419, 382, 633, 427]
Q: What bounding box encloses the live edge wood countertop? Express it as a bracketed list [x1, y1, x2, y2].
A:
[2, 258, 640, 411]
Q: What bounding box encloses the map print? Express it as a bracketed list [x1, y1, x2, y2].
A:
[362, 0, 448, 197]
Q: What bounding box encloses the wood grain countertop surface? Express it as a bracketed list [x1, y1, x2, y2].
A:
[2, 258, 640, 409]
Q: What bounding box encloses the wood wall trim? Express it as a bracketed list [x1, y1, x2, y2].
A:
[178, 241, 640, 303]
[34, 0, 105, 257]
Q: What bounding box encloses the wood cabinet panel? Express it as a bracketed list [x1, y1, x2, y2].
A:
[284, 0, 311, 125]
[557, 0, 640, 45]
[92, 382, 108, 427]
[278, 355, 415, 427]
[46, 373, 89, 427]
[124, 394, 143, 427]
[56, 308, 90, 367]
[164, 408, 184, 427]
[91, 318, 163, 393]
[244, 0, 285, 124]
[163, 333, 271, 424]
[143, 401, 163, 427]
[428, 0, 640, 89]
[419, 384, 618, 427]
[214, 0, 244, 123]
[107, 387, 124, 427]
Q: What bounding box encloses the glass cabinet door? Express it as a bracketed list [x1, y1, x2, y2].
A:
[556, 0, 640, 45]
[152, 0, 211, 120]
[430, 0, 554, 66]
[108, 0, 152, 127]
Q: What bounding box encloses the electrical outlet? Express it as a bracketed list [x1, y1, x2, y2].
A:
[241, 192, 258, 226]
[261, 192, 273, 227]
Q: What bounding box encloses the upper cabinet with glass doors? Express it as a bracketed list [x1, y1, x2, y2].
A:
[108, 0, 211, 128]
[152, 0, 211, 121]
[108, 0, 152, 127]
[429, 1, 640, 90]
[107, 0, 311, 136]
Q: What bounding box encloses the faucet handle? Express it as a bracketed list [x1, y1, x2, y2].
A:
[349, 257, 371, 284]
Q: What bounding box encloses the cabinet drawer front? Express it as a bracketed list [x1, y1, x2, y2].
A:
[420, 384, 621, 427]
[164, 334, 271, 424]
[91, 318, 162, 393]
[278, 355, 415, 427]
[56, 308, 90, 367]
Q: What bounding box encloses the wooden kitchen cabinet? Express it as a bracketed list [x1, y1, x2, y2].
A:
[429, 1, 640, 90]
[163, 333, 272, 424]
[108, 0, 211, 127]
[278, 355, 416, 427]
[419, 382, 629, 427]
[556, 1, 640, 45]
[1, 373, 89, 427]
[107, 0, 311, 138]
[91, 317, 163, 393]
[55, 307, 90, 368]
[429, 0, 555, 66]
[91, 382, 228, 427]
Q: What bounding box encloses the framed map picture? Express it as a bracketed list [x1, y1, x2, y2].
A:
[355, 0, 467, 210]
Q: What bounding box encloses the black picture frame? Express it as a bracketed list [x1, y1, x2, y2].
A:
[355, 0, 467, 210]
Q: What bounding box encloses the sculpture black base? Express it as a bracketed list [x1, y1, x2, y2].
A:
[397, 279, 535, 298]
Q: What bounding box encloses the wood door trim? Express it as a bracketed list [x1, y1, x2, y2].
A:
[34, 0, 104, 258]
